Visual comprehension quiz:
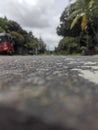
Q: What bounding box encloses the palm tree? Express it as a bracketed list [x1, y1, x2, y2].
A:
[68, 0, 97, 30]
[68, 0, 98, 42]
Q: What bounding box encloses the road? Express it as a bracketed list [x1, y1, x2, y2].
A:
[0, 56, 98, 130]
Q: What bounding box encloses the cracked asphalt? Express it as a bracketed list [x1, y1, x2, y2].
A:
[0, 56, 98, 130]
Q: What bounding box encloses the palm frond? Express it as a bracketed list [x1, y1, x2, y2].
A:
[68, 9, 82, 20]
[81, 14, 88, 30]
[89, 0, 95, 8]
[70, 15, 81, 29]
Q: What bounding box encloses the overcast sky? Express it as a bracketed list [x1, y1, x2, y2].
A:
[0, 0, 69, 50]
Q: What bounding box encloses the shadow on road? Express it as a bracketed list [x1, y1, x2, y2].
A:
[0, 104, 74, 130]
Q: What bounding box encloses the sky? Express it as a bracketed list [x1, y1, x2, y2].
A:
[0, 0, 70, 50]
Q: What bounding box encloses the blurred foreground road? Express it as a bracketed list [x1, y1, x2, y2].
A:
[0, 56, 98, 130]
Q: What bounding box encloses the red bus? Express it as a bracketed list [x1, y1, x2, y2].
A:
[0, 33, 14, 55]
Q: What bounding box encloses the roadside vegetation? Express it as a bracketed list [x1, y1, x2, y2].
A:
[0, 17, 46, 55]
[56, 0, 98, 55]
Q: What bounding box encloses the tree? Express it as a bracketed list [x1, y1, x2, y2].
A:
[57, 37, 78, 54]
[8, 20, 22, 32]
[0, 27, 5, 33]
[10, 31, 25, 54]
[38, 37, 46, 54]
[68, 0, 98, 42]
[69, 0, 93, 30]
[11, 31, 25, 45]
[57, 4, 81, 37]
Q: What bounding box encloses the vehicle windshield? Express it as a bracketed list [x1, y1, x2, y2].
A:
[0, 35, 9, 43]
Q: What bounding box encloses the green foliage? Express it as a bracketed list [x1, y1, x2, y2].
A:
[57, 37, 78, 54]
[70, 15, 81, 29]
[25, 42, 34, 49]
[26, 39, 38, 49]
[68, 0, 90, 30]
[38, 38, 46, 53]
[11, 31, 25, 45]
[0, 27, 5, 33]
[56, 0, 98, 55]
[56, 3, 81, 37]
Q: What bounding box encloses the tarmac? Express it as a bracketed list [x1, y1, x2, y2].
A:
[0, 56, 98, 130]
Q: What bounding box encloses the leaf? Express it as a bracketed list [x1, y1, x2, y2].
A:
[68, 9, 82, 20]
[70, 15, 81, 29]
[89, 0, 95, 8]
[81, 14, 88, 30]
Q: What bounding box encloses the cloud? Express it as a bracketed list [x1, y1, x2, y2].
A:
[0, 0, 54, 28]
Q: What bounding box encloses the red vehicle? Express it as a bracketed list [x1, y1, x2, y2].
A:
[0, 33, 14, 54]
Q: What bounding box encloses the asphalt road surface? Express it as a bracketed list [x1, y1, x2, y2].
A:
[0, 56, 98, 130]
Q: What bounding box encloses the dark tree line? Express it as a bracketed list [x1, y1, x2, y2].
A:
[0, 17, 46, 55]
[56, 1, 98, 55]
